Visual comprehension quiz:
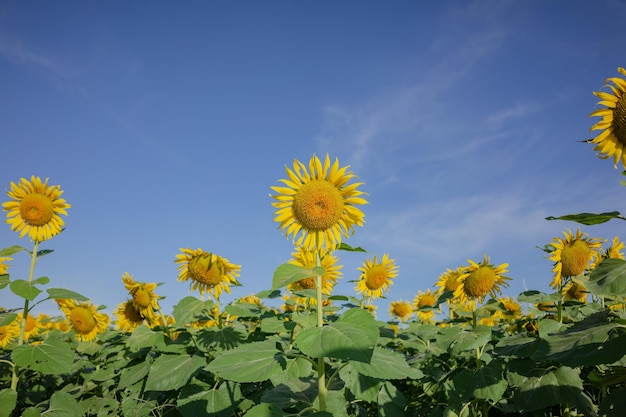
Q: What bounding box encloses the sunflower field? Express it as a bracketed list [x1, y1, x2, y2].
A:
[2, 68, 626, 417]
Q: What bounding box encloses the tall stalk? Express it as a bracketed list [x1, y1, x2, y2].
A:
[314, 247, 327, 411]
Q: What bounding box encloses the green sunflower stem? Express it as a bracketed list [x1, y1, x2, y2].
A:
[314, 248, 327, 412]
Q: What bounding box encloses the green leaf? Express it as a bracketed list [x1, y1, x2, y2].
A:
[12, 334, 74, 374]
[244, 403, 287, 417]
[178, 380, 239, 417]
[46, 288, 89, 301]
[494, 333, 540, 358]
[339, 365, 382, 403]
[9, 279, 42, 301]
[450, 325, 491, 355]
[511, 366, 583, 412]
[338, 242, 367, 252]
[271, 263, 325, 290]
[295, 308, 378, 362]
[545, 211, 626, 225]
[0, 246, 26, 257]
[349, 346, 416, 380]
[206, 340, 284, 383]
[145, 354, 205, 391]
[517, 290, 561, 304]
[46, 391, 84, 416]
[125, 325, 166, 351]
[599, 386, 626, 417]
[314, 390, 349, 417]
[261, 316, 296, 334]
[582, 258, 626, 296]
[196, 322, 248, 351]
[0, 389, 17, 417]
[172, 296, 214, 325]
[32, 276, 49, 285]
[453, 360, 507, 402]
[118, 361, 151, 389]
[378, 381, 406, 417]
[20, 408, 41, 417]
[36, 249, 54, 257]
[0, 313, 17, 327]
[0, 275, 8, 290]
[224, 302, 262, 317]
[270, 357, 313, 385]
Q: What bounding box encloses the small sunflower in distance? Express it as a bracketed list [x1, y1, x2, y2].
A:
[0, 319, 20, 348]
[175, 248, 241, 299]
[121, 273, 161, 322]
[271, 154, 367, 251]
[114, 300, 146, 332]
[0, 257, 11, 275]
[287, 248, 342, 296]
[588, 67, 626, 170]
[549, 229, 604, 289]
[413, 289, 439, 322]
[590, 236, 625, 270]
[2, 176, 71, 242]
[355, 254, 399, 300]
[56, 299, 110, 342]
[455, 255, 511, 306]
[389, 300, 413, 323]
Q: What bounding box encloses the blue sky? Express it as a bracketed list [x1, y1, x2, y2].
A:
[2, 0, 626, 321]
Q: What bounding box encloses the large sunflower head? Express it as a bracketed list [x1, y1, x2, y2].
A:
[271, 154, 367, 251]
[355, 254, 398, 300]
[548, 229, 604, 289]
[2, 176, 71, 242]
[56, 299, 110, 342]
[588, 67, 626, 170]
[287, 248, 342, 297]
[389, 300, 413, 323]
[121, 273, 161, 321]
[0, 257, 11, 275]
[413, 289, 439, 322]
[175, 248, 241, 299]
[114, 300, 146, 332]
[454, 255, 511, 306]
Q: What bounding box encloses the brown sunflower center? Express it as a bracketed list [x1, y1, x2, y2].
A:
[417, 294, 436, 308]
[19, 193, 55, 226]
[292, 180, 345, 231]
[365, 265, 389, 290]
[614, 92, 626, 145]
[296, 277, 316, 289]
[132, 288, 152, 308]
[125, 302, 144, 322]
[560, 240, 591, 277]
[463, 266, 496, 298]
[188, 255, 224, 286]
[444, 274, 461, 292]
[0, 327, 8, 340]
[70, 307, 97, 334]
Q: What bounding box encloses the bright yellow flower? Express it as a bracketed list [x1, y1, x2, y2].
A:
[548, 229, 604, 289]
[389, 300, 413, 323]
[271, 154, 367, 251]
[0, 257, 11, 275]
[114, 300, 145, 332]
[175, 248, 241, 299]
[355, 254, 398, 300]
[18, 313, 46, 341]
[2, 176, 71, 241]
[121, 273, 161, 322]
[56, 299, 110, 342]
[590, 236, 625, 270]
[287, 248, 342, 299]
[454, 255, 511, 305]
[238, 294, 264, 307]
[435, 267, 464, 295]
[497, 296, 523, 321]
[588, 67, 626, 169]
[413, 289, 439, 322]
[0, 318, 19, 348]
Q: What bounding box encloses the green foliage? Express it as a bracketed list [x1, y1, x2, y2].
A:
[271, 263, 325, 290]
[545, 211, 626, 224]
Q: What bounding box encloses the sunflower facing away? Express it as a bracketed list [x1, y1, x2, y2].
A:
[2, 176, 71, 242]
[271, 154, 367, 251]
[175, 248, 241, 299]
[355, 254, 399, 300]
[454, 255, 511, 306]
[389, 300, 413, 323]
[114, 300, 146, 332]
[413, 289, 439, 322]
[56, 299, 110, 342]
[287, 248, 342, 298]
[121, 273, 161, 322]
[548, 228, 604, 289]
[588, 67, 626, 170]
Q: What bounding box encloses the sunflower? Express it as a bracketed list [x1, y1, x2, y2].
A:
[413, 289, 439, 322]
[175, 248, 241, 299]
[588, 67, 626, 170]
[454, 255, 511, 306]
[287, 248, 341, 297]
[389, 300, 413, 323]
[0, 257, 11, 275]
[548, 229, 604, 289]
[497, 296, 523, 321]
[562, 280, 588, 303]
[590, 236, 625, 270]
[18, 313, 46, 341]
[114, 300, 145, 332]
[0, 318, 19, 348]
[121, 273, 161, 322]
[271, 154, 367, 251]
[434, 267, 464, 294]
[56, 299, 110, 342]
[238, 294, 264, 307]
[2, 176, 71, 242]
[355, 254, 399, 300]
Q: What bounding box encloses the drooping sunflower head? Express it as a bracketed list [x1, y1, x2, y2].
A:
[56, 299, 110, 342]
[2, 176, 71, 242]
[114, 300, 145, 332]
[562, 280, 588, 303]
[496, 296, 523, 321]
[287, 248, 342, 297]
[413, 289, 439, 322]
[121, 273, 161, 321]
[355, 254, 399, 300]
[271, 154, 367, 251]
[389, 300, 413, 323]
[588, 67, 626, 170]
[454, 255, 511, 306]
[0, 257, 11, 275]
[549, 228, 604, 289]
[175, 248, 241, 300]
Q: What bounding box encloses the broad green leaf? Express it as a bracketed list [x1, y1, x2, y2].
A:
[453, 360, 507, 402]
[0, 389, 17, 417]
[206, 340, 284, 383]
[79, 397, 119, 417]
[125, 325, 166, 351]
[0, 313, 17, 327]
[296, 308, 378, 362]
[46, 391, 84, 417]
[178, 380, 239, 417]
[582, 258, 626, 296]
[9, 279, 42, 301]
[224, 302, 262, 317]
[121, 395, 155, 417]
[118, 361, 151, 389]
[244, 403, 287, 417]
[32, 276, 49, 285]
[349, 346, 416, 380]
[599, 386, 626, 417]
[261, 315, 296, 334]
[145, 354, 205, 391]
[256, 289, 282, 299]
[314, 390, 349, 417]
[338, 242, 367, 252]
[511, 366, 583, 412]
[261, 378, 318, 408]
[339, 365, 382, 403]
[545, 211, 626, 225]
[172, 296, 214, 325]
[0, 246, 26, 257]
[450, 325, 491, 355]
[0, 275, 9, 290]
[36, 249, 54, 257]
[270, 357, 313, 385]
[20, 408, 41, 417]
[46, 288, 89, 301]
[196, 322, 248, 351]
[517, 290, 561, 304]
[272, 263, 325, 290]
[378, 381, 406, 417]
[12, 334, 74, 374]
[494, 333, 540, 358]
